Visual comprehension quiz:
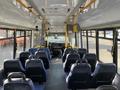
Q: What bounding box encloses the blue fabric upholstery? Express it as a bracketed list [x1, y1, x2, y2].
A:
[38, 48, 51, 60]
[63, 53, 80, 73]
[19, 51, 30, 68]
[35, 51, 50, 69]
[25, 59, 46, 83]
[83, 53, 97, 72]
[4, 59, 25, 77]
[77, 48, 87, 59]
[29, 48, 38, 55]
[4, 72, 34, 90]
[62, 48, 74, 63]
[92, 63, 116, 87]
[66, 63, 91, 89]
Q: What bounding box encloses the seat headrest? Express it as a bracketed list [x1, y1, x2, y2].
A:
[71, 63, 91, 73]
[95, 63, 116, 73]
[7, 72, 26, 81]
[25, 59, 44, 68]
[67, 53, 80, 60]
[64, 48, 73, 54]
[4, 72, 34, 90]
[4, 59, 24, 75]
[29, 48, 38, 55]
[83, 53, 97, 60]
[78, 48, 87, 53]
[35, 51, 47, 58]
[20, 51, 30, 58]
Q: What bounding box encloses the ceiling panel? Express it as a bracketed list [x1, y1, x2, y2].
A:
[78, 0, 120, 29]
[0, 0, 38, 29]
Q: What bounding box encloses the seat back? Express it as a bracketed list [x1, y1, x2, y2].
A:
[25, 59, 46, 82]
[38, 48, 51, 60]
[83, 53, 97, 72]
[66, 63, 91, 89]
[112, 74, 120, 90]
[96, 85, 118, 90]
[92, 63, 116, 86]
[4, 59, 25, 77]
[63, 53, 80, 73]
[19, 51, 30, 68]
[62, 48, 73, 62]
[4, 72, 34, 90]
[35, 51, 49, 69]
[77, 48, 87, 58]
[29, 48, 38, 55]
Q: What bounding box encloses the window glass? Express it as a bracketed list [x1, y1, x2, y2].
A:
[117, 29, 120, 73]
[99, 31, 104, 37]
[99, 38, 113, 63]
[106, 31, 113, 38]
[0, 30, 13, 68]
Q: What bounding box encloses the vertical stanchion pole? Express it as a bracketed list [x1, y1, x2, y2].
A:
[113, 29, 118, 68]
[80, 30, 83, 48]
[23, 30, 26, 51]
[64, 23, 68, 48]
[96, 30, 99, 60]
[30, 30, 32, 48]
[75, 32, 77, 47]
[13, 30, 17, 59]
[86, 30, 89, 53]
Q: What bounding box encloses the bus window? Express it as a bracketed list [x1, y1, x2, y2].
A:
[89, 37, 96, 53]
[0, 30, 14, 68]
[99, 39, 113, 63]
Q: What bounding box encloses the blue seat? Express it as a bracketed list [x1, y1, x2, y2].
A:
[62, 48, 74, 63]
[19, 51, 30, 68]
[83, 53, 97, 72]
[66, 63, 91, 89]
[4, 72, 34, 90]
[4, 59, 25, 77]
[77, 48, 87, 59]
[25, 59, 46, 83]
[35, 51, 50, 69]
[112, 74, 120, 90]
[63, 53, 80, 73]
[92, 63, 116, 87]
[38, 48, 52, 60]
[29, 48, 38, 55]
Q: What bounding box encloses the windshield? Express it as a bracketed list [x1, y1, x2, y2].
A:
[47, 35, 65, 43]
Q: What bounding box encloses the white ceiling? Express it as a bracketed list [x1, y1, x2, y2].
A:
[78, 0, 120, 29]
[26, 0, 71, 31]
[1, 0, 120, 31]
[0, 0, 88, 31]
[0, 0, 38, 29]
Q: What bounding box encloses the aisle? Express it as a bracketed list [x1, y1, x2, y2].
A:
[45, 58, 68, 90]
